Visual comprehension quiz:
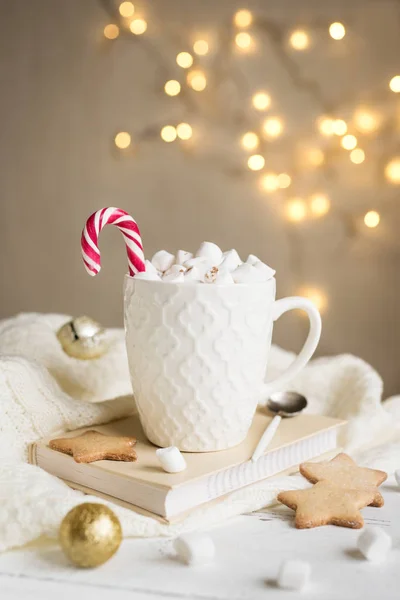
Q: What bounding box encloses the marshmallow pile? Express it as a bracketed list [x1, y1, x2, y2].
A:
[134, 242, 275, 284]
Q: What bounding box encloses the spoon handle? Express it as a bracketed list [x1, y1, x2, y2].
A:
[251, 415, 282, 462]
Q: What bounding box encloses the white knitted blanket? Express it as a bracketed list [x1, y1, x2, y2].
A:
[1, 313, 399, 553]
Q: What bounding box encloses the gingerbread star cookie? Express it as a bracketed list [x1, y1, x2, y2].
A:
[299, 453, 387, 507]
[277, 481, 376, 529]
[49, 430, 137, 463]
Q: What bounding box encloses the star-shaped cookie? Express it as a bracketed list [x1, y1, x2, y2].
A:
[299, 453, 387, 507]
[277, 481, 376, 529]
[49, 430, 137, 463]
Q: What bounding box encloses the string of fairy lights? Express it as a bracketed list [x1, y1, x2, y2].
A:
[100, 1, 400, 312]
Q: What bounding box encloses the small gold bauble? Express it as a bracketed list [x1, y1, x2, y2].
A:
[59, 503, 122, 568]
[57, 316, 108, 360]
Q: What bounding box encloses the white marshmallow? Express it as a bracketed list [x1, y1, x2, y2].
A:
[204, 266, 219, 283]
[151, 250, 175, 273]
[162, 271, 185, 283]
[219, 249, 242, 273]
[156, 446, 187, 473]
[395, 469, 400, 487]
[246, 254, 260, 266]
[232, 263, 264, 284]
[254, 261, 276, 280]
[163, 264, 187, 277]
[134, 271, 161, 281]
[195, 241, 223, 265]
[186, 260, 214, 282]
[184, 266, 202, 282]
[357, 527, 392, 562]
[174, 533, 215, 566]
[184, 256, 209, 269]
[215, 271, 234, 285]
[176, 250, 193, 265]
[277, 559, 311, 591]
[144, 259, 160, 277]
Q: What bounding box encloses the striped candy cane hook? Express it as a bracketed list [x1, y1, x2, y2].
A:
[81, 207, 145, 277]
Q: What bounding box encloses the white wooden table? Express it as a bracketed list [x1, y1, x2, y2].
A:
[1, 480, 399, 600]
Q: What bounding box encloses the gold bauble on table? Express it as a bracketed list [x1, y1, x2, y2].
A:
[57, 316, 108, 359]
[59, 503, 122, 568]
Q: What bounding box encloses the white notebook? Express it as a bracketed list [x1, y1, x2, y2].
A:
[30, 409, 344, 520]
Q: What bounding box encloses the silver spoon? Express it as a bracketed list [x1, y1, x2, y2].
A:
[251, 391, 308, 462]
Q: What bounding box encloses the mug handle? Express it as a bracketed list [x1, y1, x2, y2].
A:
[259, 296, 322, 403]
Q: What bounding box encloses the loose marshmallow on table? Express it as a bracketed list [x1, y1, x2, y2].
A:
[196, 241, 223, 265]
[277, 559, 311, 591]
[156, 446, 187, 473]
[357, 527, 392, 562]
[151, 250, 175, 273]
[174, 533, 215, 566]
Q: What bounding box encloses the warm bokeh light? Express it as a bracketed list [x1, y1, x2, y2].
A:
[164, 80, 181, 96]
[176, 52, 193, 68]
[234, 9, 253, 28]
[350, 148, 365, 164]
[285, 198, 307, 222]
[104, 24, 119, 40]
[389, 75, 400, 93]
[263, 117, 283, 138]
[119, 2, 134, 17]
[364, 211, 380, 228]
[385, 157, 400, 184]
[354, 108, 380, 133]
[332, 119, 347, 136]
[329, 22, 345, 40]
[341, 134, 357, 150]
[317, 117, 334, 136]
[187, 70, 207, 91]
[307, 148, 325, 166]
[289, 30, 310, 50]
[176, 123, 193, 140]
[114, 132, 131, 149]
[129, 18, 147, 34]
[252, 92, 271, 111]
[247, 154, 265, 171]
[235, 32, 253, 50]
[310, 194, 330, 217]
[160, 126, 177, 143]
[241, 132, 259, 150]
[299, 287, 327, 312]
[260, 173, 279, 192]
[277, 173, 292, 188]
[193, 40, 209, 56]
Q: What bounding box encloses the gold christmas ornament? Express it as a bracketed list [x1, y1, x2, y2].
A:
[57, 316, 108, 359]
[59, 503, 122, 568]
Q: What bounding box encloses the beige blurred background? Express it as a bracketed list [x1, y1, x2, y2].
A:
[0, 0, 399, 394]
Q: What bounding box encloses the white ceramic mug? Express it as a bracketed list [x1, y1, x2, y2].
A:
[124, 276, 321, 452]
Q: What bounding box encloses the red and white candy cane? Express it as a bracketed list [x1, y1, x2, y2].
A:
[81, 207, 145, 277]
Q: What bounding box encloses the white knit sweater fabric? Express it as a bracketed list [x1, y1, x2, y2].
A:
[0, 313, 399, 553]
